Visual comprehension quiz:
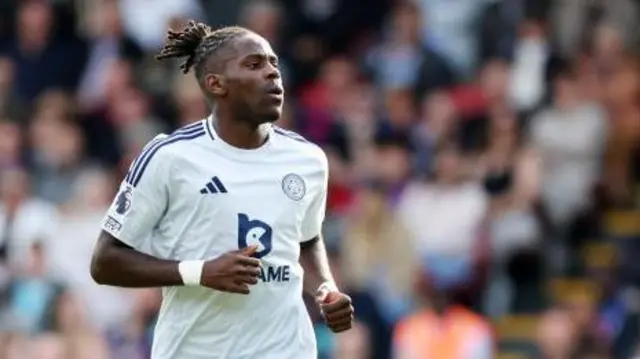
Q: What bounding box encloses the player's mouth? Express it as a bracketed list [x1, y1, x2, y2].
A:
[265, 87, 284, 103]
[266, 94, 283, 104]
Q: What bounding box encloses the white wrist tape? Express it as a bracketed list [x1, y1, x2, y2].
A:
[317, 281, 339, 294]
[178, 260, 205, 286]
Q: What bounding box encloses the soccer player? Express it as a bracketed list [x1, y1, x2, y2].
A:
[90, 21, 354, 359]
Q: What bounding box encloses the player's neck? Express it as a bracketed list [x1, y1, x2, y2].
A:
[212, 111, 269, 150]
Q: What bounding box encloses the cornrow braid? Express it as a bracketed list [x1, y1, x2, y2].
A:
[155, 20, 249, 75]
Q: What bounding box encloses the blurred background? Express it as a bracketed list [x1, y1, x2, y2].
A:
[0, 0, 639, 358]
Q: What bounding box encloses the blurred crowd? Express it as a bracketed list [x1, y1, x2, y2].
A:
[0, 0, 640, 358]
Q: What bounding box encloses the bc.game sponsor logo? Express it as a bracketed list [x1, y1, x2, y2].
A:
[259, 265, 291, 282]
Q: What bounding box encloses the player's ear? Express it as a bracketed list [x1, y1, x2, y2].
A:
[204, 73, 227, 97]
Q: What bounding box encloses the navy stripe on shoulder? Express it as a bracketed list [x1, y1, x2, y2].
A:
[127, 128, 205, 187]
[124, 135, 165, 184]
[127, 125, 204, 186]
[177, 121, 204, 133]
[272, 126, 309, 143]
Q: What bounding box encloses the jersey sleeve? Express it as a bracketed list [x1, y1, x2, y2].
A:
[301, 152, 329, 242]
[101, 135, 171, 251]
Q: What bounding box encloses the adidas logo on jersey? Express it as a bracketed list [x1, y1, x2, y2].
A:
[200, 177, 228, 194]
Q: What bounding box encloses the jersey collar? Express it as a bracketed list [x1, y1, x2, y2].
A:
[206, 115, 274, 160]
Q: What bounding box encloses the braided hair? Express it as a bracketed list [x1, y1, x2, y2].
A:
[155, 20, 249, 78]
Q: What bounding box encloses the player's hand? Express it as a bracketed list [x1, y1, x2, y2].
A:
[316, 287, 354, 333]
[201, 245, 261, 295]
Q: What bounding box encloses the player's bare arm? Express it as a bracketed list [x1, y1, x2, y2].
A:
[91, 231, 182, 287]
[300, 235, 354, 333]
[299, 235, 334, 294]
[91, 230, 261, 294]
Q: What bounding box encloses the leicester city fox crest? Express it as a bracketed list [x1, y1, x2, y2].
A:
[281, 173, 306, 201]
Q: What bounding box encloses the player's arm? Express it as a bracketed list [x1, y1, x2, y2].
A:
[299, 153, 336, 296]
[299, 151, 353, 333]
[93, 229, 260, 291]
[91, 231, 183, 287]
[299, 235, 335, 297]
[91, 140, 260, 292]
[90, 142, 185, 287]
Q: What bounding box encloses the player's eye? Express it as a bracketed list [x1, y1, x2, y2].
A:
[247, 62, 262, 70]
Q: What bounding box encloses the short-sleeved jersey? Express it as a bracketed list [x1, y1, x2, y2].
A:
[101, 116, 328, 359]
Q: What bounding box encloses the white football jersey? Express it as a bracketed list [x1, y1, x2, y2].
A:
[101, 116, 328, 359]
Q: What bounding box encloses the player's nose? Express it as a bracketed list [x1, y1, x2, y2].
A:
[265, 62, 280, 81]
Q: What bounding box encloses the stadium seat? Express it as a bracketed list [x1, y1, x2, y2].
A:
[581, 242, 616, 269]
[548, 278, 599, 304]
[495, 315, 539, 341]
[496, 315, 540, 358]
[604, 210, 640, 237]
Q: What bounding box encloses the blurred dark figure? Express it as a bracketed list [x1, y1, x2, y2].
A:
[80, 59, 139, 168]
[392, 259, 493, 358]
[0, 57, 26, 121]
[477, 0, 523, 62]
[3, 0, 86, 103]
[7, 242, 64, 334]
[479, 107, 543, 318]
[449, 58, 511, 141]
[411, 90, 458, 177]
[297, 55, 358, 151]
[0, 166, 56, 336]
[0, 1, 15, 47]
[331, 80, 377, 178]
[281, 0, 389, 87]
[366, 0, 454, 95]
[530, 56, 607, 273]
[105, 289, 160, 359]
[397, 142, 489, 308]
[76, 0, 143, 114]
[370, 139, 412, 200]
[601, 57, 640, 207]
[0, 119, 24, 170]
[28, 96, 87, 204]
[0, 167, 57, 268]
[375, 89, 416, 145]
[342, 165, 417, 359]
[582, 243, 638, 358]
